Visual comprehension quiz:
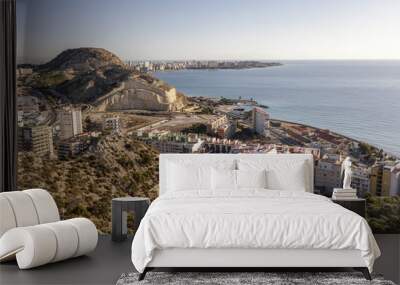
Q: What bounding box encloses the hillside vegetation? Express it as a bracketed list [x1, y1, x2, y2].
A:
[366, 194, 400, 234]
[18, 136, 159, 233]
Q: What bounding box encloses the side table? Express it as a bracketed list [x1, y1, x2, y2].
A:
[331, 198, 366, 218]
[112, 197, 150, 242]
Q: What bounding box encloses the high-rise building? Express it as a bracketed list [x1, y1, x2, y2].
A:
[59, 108, 83, 140]
[17, 111, 24, 127]
[389, 163, 400, 196]
[207, 115, 228, 134]
[252, 107, 269, 136]
[103, 117, 121, 134]
[206, 115, 238, 138]
[315, 154, 342, 196]
[58, 138, 88, 159]
[18, 125, 54, 157]
[370, 163, 384, 196]
[351, 164, 370, 197]
[370, 162, 400, 196]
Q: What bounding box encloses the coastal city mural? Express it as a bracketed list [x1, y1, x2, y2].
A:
[16, 0, 399, 234]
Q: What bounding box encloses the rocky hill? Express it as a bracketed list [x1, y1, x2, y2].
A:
[29, 47, 187, 110]
[17, 136, 159, 233]
[38, 48, 126, 71]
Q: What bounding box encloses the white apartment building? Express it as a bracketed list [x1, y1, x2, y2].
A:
[103, 117, 121, 133]
[207, 115, 228, 134]
[150, 140, 196, 153]
[17, 111, 24, 127]
[315, 155, 342, 195]
[351, 164, 370, 197]
[389, 163, 400, 196]
[252, 107, 269, 136]
[136, 130, 200, 153]
[229, 107, 248, 119]
[59, 108, 83, 140]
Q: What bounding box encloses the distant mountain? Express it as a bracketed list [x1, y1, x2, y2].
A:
[38, 48, 126, 71]
[28, 47, 187, 110]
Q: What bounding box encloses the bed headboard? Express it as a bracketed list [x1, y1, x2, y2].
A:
[159, 154, 314, 195]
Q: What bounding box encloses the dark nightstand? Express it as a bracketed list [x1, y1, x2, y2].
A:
[112, 197, 150, 242]
[331, 198, 366, 218]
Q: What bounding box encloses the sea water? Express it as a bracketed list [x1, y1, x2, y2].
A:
[155, 60, 400, 157]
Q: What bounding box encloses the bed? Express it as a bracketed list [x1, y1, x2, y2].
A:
[131, 154, 380, 280]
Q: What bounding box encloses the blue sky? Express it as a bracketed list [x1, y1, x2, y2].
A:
[17, 0, 400, 63]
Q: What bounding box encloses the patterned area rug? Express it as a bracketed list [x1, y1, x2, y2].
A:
[116, 272, 396, 285]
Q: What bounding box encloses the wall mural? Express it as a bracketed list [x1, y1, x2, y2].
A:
[16, 0, 400, 234]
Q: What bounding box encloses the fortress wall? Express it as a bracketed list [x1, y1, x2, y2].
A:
[94, 79, 186, 112]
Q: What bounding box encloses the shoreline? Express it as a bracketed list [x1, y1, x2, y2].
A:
[271, 118, 398, 159]
[152, 66, 282, 74]
[188, 96, 399, 159]
[152, 63, 400, 158]
[150, 62, 283, 73]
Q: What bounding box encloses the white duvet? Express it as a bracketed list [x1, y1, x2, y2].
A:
[131, 190, 380, 273]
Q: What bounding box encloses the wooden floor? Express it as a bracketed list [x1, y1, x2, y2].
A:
[0, 235, 134, 285]
[1, 234, 398, 285]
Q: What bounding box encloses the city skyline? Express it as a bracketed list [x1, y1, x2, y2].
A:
[17, 0, 400, 63]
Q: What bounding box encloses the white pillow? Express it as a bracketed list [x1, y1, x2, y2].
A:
[167, 162, 211, 191]
[238, 159, 308, 191]
[211, 168, 237, 191]
[266, 161, 307, 191]
[236, 169, 267, 189]
[166, 159, 236, 192]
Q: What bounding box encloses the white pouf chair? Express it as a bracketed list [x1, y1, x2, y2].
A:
[0, 189, 98, 269]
